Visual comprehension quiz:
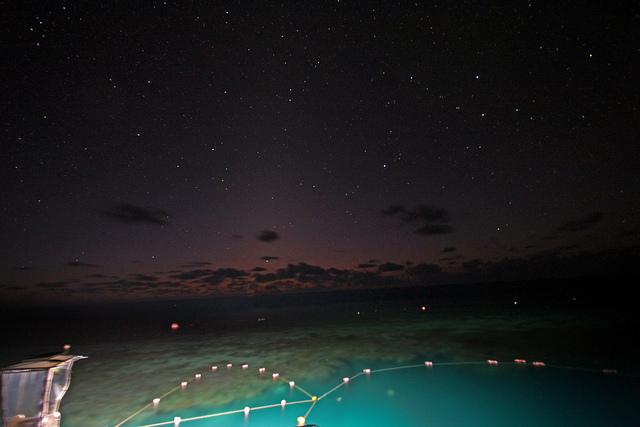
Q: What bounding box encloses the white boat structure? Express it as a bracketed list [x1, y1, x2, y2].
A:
[1, 352, 85, 427]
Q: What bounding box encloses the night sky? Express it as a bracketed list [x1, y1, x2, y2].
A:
[2, 1, 639, 303]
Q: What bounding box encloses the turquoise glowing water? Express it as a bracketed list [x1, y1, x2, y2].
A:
[2, 296, 638, 426]
[131, 363, 640, 427]
[46, 305, 638, 427]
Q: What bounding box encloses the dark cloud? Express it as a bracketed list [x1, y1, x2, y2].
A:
[556, 212, 604, 233]
[440, 255, 464, 261]
[169, 269, 215, 280]
[378, 262, 405, 272]
[86, 273, 109, 279]
[99, 203, 169, 225]
[254, 272, 282, 283]
[400, 205, 451, 223]
[415, 223, 454, 235]
[14, 266, 33, 271]
[253, 262, 337, 285]
[459, 245, 640, 281]
[257, 230, 279, 243]
[260, 256, 280, 261]
[407, 263, 442, 282]
[288, 262, 328, 276]
[20, 245, 640, 300]
[383, 204, 454, 236]
[197, 268, 249, 286]
[65, 261, 99, 268]
[35, 281, 70, 288]
[179, 261, 212, 268]
[442, 247, 457, 252]
[131, 274, 158, 281]
[357, 263, 377, 269]
[381, 205, 405, 216]
[231, 234, 244, 239]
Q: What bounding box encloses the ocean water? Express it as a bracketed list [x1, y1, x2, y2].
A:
[2, 285, 639, 426]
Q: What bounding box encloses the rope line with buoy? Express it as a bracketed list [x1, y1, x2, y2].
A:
[114, 358, 619, 427]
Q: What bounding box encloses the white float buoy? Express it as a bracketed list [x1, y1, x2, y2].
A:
[363, 368, 371, 374]
[174, 416, 181, 426]
[180, 381, 188, 389]
[152, 398, 160, 407]
[211, 365, 218, 371]
[342, 377, 349, 383]
[424, 361, 433, 367]
[289, 380, 295, 388]
[259, 367, 266, 374]
[297, 416, 306, 426]
[226, 363, 233, 368]
[280, 399, 287, 408]
[272, 372, 280, 379]
[195, 373, 201, 380]
[242, 363, 249, 369]
[244, 406, 251, 416]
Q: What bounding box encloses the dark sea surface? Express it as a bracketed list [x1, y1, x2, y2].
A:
[1, 277, 639, 426]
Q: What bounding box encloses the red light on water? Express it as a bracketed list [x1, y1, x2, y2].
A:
[532, 361, 545, 367]
[170, 323, 180, 330]
[514, 359, 527, 364]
